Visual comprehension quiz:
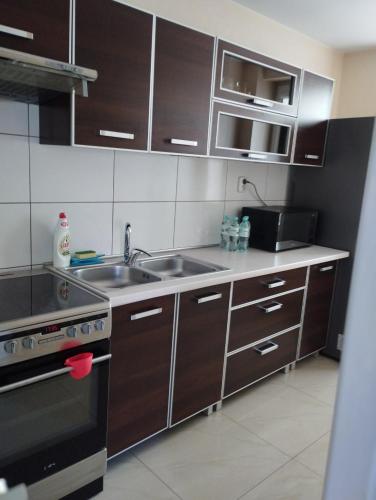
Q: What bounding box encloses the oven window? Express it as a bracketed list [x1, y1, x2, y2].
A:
[0, 369, 98, 463]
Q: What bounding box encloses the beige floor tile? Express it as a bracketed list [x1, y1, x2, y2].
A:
[95, 452, 180, 500]
[241, 460, 324, 500]
[134, 412, 289, 500]
[295, 433, 331, 477]
[225, 384, 333, 457]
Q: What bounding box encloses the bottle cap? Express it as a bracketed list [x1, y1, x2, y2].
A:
[59, 212, 67, 219]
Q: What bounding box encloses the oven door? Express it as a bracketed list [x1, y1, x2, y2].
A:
[0, 340, 110, 488]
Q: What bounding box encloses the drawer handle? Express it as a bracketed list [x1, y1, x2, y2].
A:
[305, 154, 320, 160]
[99, 130, 135, 140]
[254, 341, 279, 356]
[265, 278, 286, 289]
[170, 138, 198, 147]
[248, 97, 274, 108]
[319, 265, 334, 272]
[130, 307, 163, 321]
[0, 24, 34, 40]
[258, 301, 283, 314]
[194, 293, 222, 304]
[246, 153, 267, 160]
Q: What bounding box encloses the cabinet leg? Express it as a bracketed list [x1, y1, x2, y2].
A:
[291, 362, 297, 370]
[284, 364, 290, 374]
[203, 405, 214, 416]
[215, 401, 223, 412]
[314, 351, 320, 358]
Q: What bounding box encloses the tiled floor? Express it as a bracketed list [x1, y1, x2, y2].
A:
[96, 355, 338, 500]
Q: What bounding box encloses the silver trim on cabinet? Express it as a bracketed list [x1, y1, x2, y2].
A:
[319, 265, 335, 272]
[266, 278, 286, 289]
[130, 307, 163, 321]
[305, 154, 320, 160]
[249, 97, 274, 108]
[170, 138, 198, 147]
[99, 130, 135, 140]
[194, 293, 222, 304]
[0, 23, 34, 40]
[247, 153, 267, 160]
[258, 301, 283, 314]
[254, 341, 279, 355]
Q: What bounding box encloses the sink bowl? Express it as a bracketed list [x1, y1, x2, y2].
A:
[136, 254, 228, 279]
[70, 264, 161, 289]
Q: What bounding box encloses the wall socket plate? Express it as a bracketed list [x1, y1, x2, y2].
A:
[238, 176, 247, 193]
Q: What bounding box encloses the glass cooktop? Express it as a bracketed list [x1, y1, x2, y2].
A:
[0, 270, 105, 327]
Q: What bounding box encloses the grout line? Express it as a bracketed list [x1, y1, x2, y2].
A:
[27, 107, 32, 267]
[111, 150, 115, 255]
[172, 157, 179, 248]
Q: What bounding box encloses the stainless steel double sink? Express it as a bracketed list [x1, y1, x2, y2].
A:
[68, 254, 228, 291]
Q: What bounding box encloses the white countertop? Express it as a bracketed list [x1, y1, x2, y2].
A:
[102, 245, 349, 308]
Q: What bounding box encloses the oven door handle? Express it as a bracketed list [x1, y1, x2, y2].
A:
[0, 354, 111, 394]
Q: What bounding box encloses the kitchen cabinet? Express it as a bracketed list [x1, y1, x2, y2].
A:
[299, 262, 337, 358]
[210, 101, 296, 163]
[151, 18, 214, 155]
[108, 295, 174, 457]
[171, 284, 230, 425]
[293, 71, 334, 166]
[0, 0, 70, 61]
[215, 40, 302, 116]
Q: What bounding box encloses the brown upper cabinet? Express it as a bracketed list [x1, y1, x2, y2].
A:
[0, 0, 70, 61]
[152, 18, 214, 155]
[293, 71, 334, 166]
[215, 40, 302, 117]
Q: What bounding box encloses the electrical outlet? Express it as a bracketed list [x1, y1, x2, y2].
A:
[238, 176, 246, 192]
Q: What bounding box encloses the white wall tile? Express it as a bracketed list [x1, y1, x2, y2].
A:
[174, 202, 224, 248]
[28, 104, 39, 138]
[226, 161, 268, 201]
[177, 157, 227, 201]
[266, 165, 291, 201]
[0, 135, 30, 202]
[113, 202, 175, 253]
[114, 152, 177, 201]
[0, 204, 30, 268]
[0, 99, 28, 136]
[31, 203, 113, 264]
[30, 140, 114, 202]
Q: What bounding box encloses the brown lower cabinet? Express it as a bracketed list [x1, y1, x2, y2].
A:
[225, 329, 299, 397]
[299, 262, 337, 358]
[171, 284, 230, 424]
[108, 295, 174, 457]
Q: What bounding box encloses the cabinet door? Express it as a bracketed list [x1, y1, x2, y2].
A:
[108, 295, 174, 457]
[293, 71, 334, 166]
[215, 40, 301, 116]
[152, 18, 214, 155]
[299, 262, 336, 358]
[0, 0, 70, 61]
[172, 284, 230, 424]
[74, 0, 152, 149]
[210, 101, 295, 163]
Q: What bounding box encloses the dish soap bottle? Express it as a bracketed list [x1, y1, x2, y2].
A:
[238, 216, 251, 252]
[53, 212, 71, 267]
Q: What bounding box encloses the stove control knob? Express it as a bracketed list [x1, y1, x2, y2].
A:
[22, 337, 35, 349]
[81, 323, 93, 335]
[95, 319, 105, 332]
[67, 326, 77, 338]
[4, 340, 17, 354]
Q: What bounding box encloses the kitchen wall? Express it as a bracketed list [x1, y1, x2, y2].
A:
[0, 99, 289, 270]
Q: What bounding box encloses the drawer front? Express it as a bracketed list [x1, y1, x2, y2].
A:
[233, 267, 307, 306]
[229, 290, 304, 352]
[225, 329, 299, 397]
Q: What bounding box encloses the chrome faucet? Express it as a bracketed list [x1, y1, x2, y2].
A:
[124, 223, 152, 266]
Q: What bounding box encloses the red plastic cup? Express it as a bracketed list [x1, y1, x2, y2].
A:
[65, 352, 93, 380]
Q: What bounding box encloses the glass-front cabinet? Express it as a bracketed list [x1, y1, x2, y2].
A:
[210, 102, 295, 163]
[215, 40, 302, 116]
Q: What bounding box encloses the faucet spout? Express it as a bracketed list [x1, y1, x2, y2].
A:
[124, 223, 131, 264]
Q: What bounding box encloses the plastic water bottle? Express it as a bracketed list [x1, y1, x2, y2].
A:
[238, 216, 251, 252]
[220, 215, 230, 249]
[228, 217, 240, 251]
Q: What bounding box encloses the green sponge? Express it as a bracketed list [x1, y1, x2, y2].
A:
[74, 250, 97, 260]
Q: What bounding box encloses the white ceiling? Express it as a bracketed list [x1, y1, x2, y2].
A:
[234, 0, 376, 51]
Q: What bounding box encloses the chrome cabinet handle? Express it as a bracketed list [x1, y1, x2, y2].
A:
[248, 97, 274, 108]
[0, 354, 112, 394]
[258, 301, 283, 314]
[247, 153, 267, 160]
[170, 139, 198, 147]
[99, 130, 135, 140]
[194, 293, 222, 304]
[265, 278, 286, 289]
[0, 24, 34, 40]
[130, 307, 163, 321]
[319, 265, 334, 272]
[254, 341, 279, 355]
[305, 154, 320, 160]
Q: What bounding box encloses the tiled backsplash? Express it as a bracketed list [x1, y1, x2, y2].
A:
[0, 100, 290, 270]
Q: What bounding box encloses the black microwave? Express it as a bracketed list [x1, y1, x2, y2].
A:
[242, 206, 318, 252]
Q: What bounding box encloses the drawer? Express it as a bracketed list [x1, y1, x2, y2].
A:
[224, 329, 299, 397]
[233, 267, 307, 306]
[229, 290, 304, 351]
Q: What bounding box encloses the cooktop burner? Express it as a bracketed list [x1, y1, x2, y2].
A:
[0, 270, 106, 329]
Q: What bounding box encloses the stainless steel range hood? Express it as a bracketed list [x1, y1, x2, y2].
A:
[0, 46, 98, 104]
